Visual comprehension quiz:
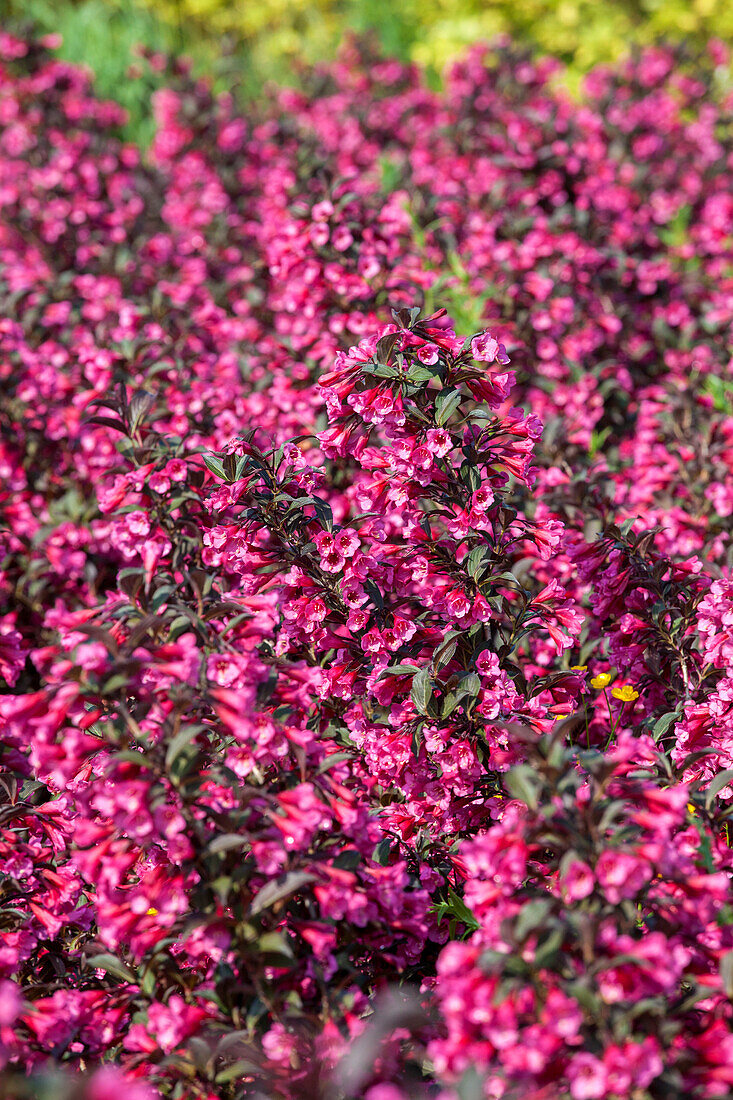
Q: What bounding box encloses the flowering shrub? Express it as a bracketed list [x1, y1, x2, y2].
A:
[1, 27, 733, 1100]
[133, 0, 733, 88]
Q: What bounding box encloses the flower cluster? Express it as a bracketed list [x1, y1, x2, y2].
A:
[1, 27, 733, 1100]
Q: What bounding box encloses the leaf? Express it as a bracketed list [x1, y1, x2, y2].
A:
[367, 362, 401, 379]
[119, 571, 143, 599]
[675, 749, 716, 775]
[460, 672, 481, 699]
[250, 871, 317, 916]
[186, 1036, 214, 1073]
[111, 750, 157, 771]
[375, 332, 400, 363]
[407, 363, 439, 383]
[128, 389, 155, 432]
[460, 462, 481, 492]
[597, 799, 627, 834]
[433, 633, 459, 671]
[440, 888, 479, 932]
[165, 725, 204, 770]
[457, 1067, 484, 1100]
[312, 496, 334, 532]
[534, 926, 565, 967]
[652, 710, 680, 741]
[466, 545, 490, 579]
[442, 673, 480, 719]
[373, 838, 393, 866]
[435, 388, 462, 426]
[86, 952, 136, 983]
[504, 765, 541, 810]
[333, 848, 361, 870]
[203, 454, 226, 481]
[85, 415, 127, 433]
[392, 306, 420, 328]
[363, 578, 384, 611]
[206, 834, 249, 856]
[380, 663, 422, 677]
[258, 931, 295, 960]
[215, 1059, 261, 1084]
[514, 898, 553, 943]
[317, 752, 353, 773]
[223, 453, 238, 482]
[410, 668, 433, 715]
[215, 1030, 256, 1056]
[705, 769, 733, 810]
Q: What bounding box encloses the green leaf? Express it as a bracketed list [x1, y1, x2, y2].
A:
[203, 454, 226, 481]
[86, 952, 136, 983]
[459, 461, 481, 492]
[437, 888, 479, 933]
[215, 1059, 261, 1084]
[433, 632, 459, 671]
[442, 672, 481, 718]
[652, 710, 680, 741]
[460, 671, 481, 699]
[534, 926, 565, 967]
[407, 363, 439, 383]
[373, 838, 393, 866]
[259, 931, 295, 960]
[206, 834, 249, 856]
[457, 1067, 484, 1100]
[250, 871, 316, 916]
[514, 898, 553, 943]
[333, 848, 361, 870]
[466, 545, 490, 579]
[705, 769, 733, 810]
[504, 765, 542, 810]
[165, 724, 204, 770]
[441, 689, 461, 718]
[317, 751, 353, 773]
[435, 388, 462, 426]
[313, 496, 333, 532]
[411, 668, 433, 715]
[381, 663, 422, 677]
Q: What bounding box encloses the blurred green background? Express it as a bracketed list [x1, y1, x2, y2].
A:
[6, 0, 733, 145]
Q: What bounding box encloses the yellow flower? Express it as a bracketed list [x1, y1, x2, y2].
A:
[555, 714, 570, 720]
[571, 664, 588, 671]
[590, 673, 612, 689]
[146, 907, 158, 916]
[611, 685, 639, 702]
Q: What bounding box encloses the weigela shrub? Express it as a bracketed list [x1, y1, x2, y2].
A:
[1, 27, 733, 1100]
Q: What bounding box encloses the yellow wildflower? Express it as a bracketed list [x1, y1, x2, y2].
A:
[590, 673, 612, 689]
[611, 685, 639, 702]
[146, 907, 158, 916]
[571, 665, 587, 671]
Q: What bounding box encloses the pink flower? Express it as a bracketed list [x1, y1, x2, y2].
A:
[568, 1053, 608, 1099]
[416, 343, 439, 365]
[334, 528, 360, 557]
[471, 331, 510, 364]
[561, 858, 595, 902]
[596, 850, 652, 903]
[425, 427, 452, 456]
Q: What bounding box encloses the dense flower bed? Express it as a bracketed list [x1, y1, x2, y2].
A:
[1, 28, 733, 1099]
